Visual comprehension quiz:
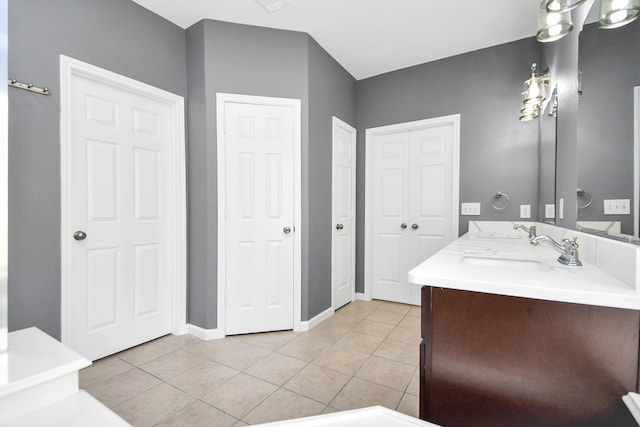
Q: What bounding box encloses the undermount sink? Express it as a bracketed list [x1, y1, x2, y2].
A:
[475, 231, 525, 239]
[460, 255, 544, 270]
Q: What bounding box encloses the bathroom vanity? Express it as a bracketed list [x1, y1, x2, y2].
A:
[410, 221, 640, 427]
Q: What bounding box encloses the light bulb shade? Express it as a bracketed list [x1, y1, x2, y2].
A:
[523, 76, 547, 106]
[520, 105, 541, 115]
[545, 0, 588, 12]
[519, 110, 540, 121]
[520, 100, 541, 121]
[537, 0, 573, 42]
[599, 0, 640, 28]
[526, 80, 546, 103]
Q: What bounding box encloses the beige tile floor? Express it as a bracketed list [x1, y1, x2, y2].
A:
[80, 300, 422, 426]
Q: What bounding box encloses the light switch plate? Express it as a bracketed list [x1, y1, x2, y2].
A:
[520, 204, 531, 219]
[461, 202, 481, 216]
[604, 199, 630, 215]
[559, 198, 564, 220]
[545, 204, 555, 219]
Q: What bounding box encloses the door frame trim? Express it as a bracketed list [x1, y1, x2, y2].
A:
[216, 93, 302, 335]
[364, 114, 461, 301]
[331, 116, 357, 311]
[59, 55, 188, 345]
[634, 86, 639, 239]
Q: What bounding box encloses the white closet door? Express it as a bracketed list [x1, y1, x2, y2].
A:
[224, 102, 295, 335]
[370, 117, 458, 305]
[407, 125, 456, 303]
[371, 132, 412, 303]
[332, 118, 357, 310]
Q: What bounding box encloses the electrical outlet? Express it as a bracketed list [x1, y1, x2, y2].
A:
[545, 204, 555, 219]
[461, 202, 481, 216]
[604, 199, 630, 215]
[520, 204, 531, 219]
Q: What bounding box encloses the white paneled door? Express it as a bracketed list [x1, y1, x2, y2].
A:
[368, 116, 459, 305]
[332, 117, 356, 311]
[61, 57, 186, 361]
[222, 100, 296, 335]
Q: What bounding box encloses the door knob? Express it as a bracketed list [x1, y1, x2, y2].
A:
[412, 224, 419, 230]
[400, 223, 407, 229]
[283, 226, 291, 234]
[336, 224, 344, 230]
[73, 230, 87, 241]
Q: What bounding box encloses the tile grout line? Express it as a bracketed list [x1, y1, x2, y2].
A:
[82, 300, 421, 425]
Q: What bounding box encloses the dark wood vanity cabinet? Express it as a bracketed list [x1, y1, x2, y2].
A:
[419, 286, 640, 427]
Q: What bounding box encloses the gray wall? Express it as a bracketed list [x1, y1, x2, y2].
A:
[307, 37, 356, 318]
[12, 1, 598, 335]
[186, 20, 308, 329]
[185, 20, 357, 327]
[355, 38, 540, 294]
[8, 0, 187, 339]
[185, 21, 212, 329]
[576, 21, 640, 234]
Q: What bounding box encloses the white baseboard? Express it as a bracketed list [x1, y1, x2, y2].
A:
[189, 306, 336, 338]
[356, 292, 371, 301]
[186, 323, 225, 341]
[296, 306, 334, 332]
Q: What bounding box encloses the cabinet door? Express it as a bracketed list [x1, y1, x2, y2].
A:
[420, 286, 640, 427]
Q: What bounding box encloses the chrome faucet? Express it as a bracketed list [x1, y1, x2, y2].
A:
[530, 235, 582, 267]
[513, 223, 537, 239]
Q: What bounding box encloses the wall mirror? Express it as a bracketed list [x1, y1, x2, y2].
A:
[1, 0, 7, 352]
[575, 19, 640, 241]
[539, 85, 558, 224]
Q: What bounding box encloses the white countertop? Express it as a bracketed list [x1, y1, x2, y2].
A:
[408, 223, 640, 310]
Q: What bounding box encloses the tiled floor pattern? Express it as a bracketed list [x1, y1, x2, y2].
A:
[80, 300, 422, 426]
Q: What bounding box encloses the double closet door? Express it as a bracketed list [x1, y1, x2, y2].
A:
[370, 119, 458, 305]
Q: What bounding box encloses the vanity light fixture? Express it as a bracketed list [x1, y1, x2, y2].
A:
[546, 0, 588, 12]
[540, 0, 640, 36]
[519, 63, 550, 121]
[520, 104, 541, 121]
[599, 0, 640, 28]
[537, 0, 574, 42]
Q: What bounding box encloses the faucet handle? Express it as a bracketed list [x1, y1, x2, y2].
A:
[562, 236, 579, 249]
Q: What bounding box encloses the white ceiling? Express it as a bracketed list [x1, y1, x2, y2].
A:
[131, 0, 546, 80]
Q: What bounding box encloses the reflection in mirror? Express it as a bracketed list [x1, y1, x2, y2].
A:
[576, 20, 640, 242]
[0, 0, 6, 352]
[539, 86, 558, 223]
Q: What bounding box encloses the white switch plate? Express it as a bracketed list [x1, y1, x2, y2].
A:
[520, 204, 531, 219]
[604, 199, 630, 215]
[559, 198, 564, 220]
[461, 202, 481, 216]
[545, 204, 555, 219]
